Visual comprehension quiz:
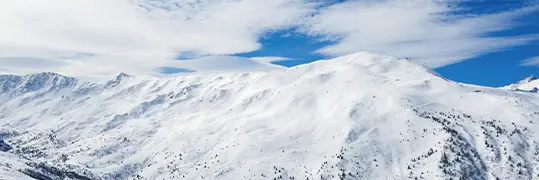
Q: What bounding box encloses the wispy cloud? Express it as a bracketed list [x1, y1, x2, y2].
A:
[521, 56, 539, 67]
[302, 0, 539, 67]
[168, 55, 285, 72]
[0, 0, 312, 78]
[249, 56, 293, 63]
[0, 0, 537, 78]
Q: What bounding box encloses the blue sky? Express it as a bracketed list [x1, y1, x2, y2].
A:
[235, 0, 539, 87]
[1, 0, 538, 85]
[438, 1, 539, 87]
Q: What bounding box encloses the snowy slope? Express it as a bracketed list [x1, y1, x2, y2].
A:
[1, 52, 539, 180]
[505, 75, 539, 92]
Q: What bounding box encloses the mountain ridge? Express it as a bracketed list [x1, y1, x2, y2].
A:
[0, 52, 538, 179]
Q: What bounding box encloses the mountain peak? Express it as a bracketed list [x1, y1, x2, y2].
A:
[312, 52, 442, 81]
[104, 73, 133, 88]
[506, 74, 539, 91]
[113, 72, 132, 82]
[523, 74, 536, 82]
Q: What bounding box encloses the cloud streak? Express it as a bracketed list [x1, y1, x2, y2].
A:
[0, 0, 312, 78]
[521, 56, 539, 67]
[303, 0, 539, 67]
[168, 55, 285, 73]
[0, 0, 537, 78]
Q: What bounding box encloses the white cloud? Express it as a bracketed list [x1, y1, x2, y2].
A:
[249, 56, 293, 63]
[0, 0, 313, 78]
[302, 0, 539, 67]
[521, 56, 539, 67]
[168, 56, 285, 72]
[0, 0, 538, 78]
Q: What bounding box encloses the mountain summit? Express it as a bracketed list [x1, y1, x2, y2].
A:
[505, 75, 539, 92]
[1, 52, 538, 180]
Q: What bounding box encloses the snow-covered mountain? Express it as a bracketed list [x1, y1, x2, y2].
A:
[505, 75, 539, 92]
[1, 52, 539, 180]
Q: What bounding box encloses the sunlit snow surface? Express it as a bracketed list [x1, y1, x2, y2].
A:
[1, 52, 539, 179]
[505, 75, 539, 92]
